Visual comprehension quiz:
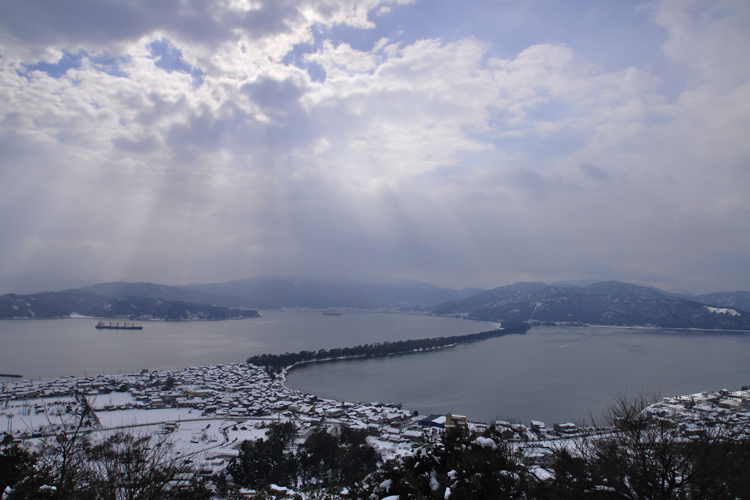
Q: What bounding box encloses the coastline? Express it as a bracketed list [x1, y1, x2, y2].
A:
[276, 342, 464, 383]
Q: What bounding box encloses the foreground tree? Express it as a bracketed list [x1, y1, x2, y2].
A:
[352, 424, 527, 499]
[297, 426, 379, 489]
[228, 422, 380, 495]
[0, 444, 37, 495]
[227, 422, 299, 491]
[544, 392, 750, 499]
[86, 431, 213, 500]
[2, 399, 212, 499]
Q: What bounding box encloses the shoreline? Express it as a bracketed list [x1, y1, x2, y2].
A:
[2, 311, 750, 333]
[276, 342, 466, 383]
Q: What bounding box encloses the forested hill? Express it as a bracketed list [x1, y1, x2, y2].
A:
[431, 281, 750, 330]
[0, 290, 260, 320]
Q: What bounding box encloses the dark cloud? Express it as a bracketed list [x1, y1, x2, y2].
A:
[243, 76, 306, 113]
[134, 93, 190, 128]
[0, 0, 312, 54]
[233, 0, 301, 38]
[508, 167, 560, 200]
[157, 75, 324, 165]
[165, 104, 255, 160]
[579, 162, 610, 181]
[1, 0, 170, 48]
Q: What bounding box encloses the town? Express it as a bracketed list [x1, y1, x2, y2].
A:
[2, 363, 435, 479]
[2, 363, 750, 495]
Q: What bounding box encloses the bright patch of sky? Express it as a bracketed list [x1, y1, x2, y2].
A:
[0, 0, 749, 294]
[149, 39, 204, 87]
[23, 51, 130, 78]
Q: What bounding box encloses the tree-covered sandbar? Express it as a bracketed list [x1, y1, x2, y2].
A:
[247, 322, 531, 375]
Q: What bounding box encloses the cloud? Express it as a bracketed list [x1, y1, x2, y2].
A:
[579, 162, 610, 182]
[0, 0, 748, 293]
[243, 75, 306, 114]
[648, 0, 750, 86]
[112, 134, 160, 154]
[149, 39, 204, 86]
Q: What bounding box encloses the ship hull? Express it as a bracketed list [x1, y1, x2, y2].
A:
[95, 322, 143, 330]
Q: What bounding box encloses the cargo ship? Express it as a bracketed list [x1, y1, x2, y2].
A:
[95, 321, 143, 330]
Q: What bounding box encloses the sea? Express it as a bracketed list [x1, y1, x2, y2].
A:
[2, 311, 749, 425]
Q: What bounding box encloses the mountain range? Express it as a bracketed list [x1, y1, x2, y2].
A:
[0, 278, 748, 330]
[431, 281, 750, 330]
[78, 278, 482, 310]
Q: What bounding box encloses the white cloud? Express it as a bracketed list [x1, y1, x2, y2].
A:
[0, 0, 748, 292]
[648, 0, 750, 87]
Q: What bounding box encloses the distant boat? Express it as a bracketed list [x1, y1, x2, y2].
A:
[323, 312, 342, 316]
[95, 321, 143, 330]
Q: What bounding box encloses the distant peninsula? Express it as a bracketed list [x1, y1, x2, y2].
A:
[0, 290, 259, 321]
[247, 322, 531, 375]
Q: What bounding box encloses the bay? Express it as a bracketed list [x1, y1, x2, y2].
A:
[0, 312, 489, 380]
[286, 326, 750, 425]
[2, 314, 748, 427]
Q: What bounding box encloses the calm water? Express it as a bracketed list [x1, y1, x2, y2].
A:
[0, 312, 490, 380]
[287, 326, 750, 425]
[2, 314, 748, 425]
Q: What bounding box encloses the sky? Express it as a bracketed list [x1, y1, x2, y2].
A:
[0, 0, 749, 294]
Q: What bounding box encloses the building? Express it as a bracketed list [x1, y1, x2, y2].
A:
[445, 413, 468, 429]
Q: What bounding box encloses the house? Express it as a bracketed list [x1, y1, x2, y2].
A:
[325, 408, 343, 418]
[530, 420, 546, 433]
[418, 415, 446, 428]
[553, 422, 577, 435]
[445, 413, 468, 429]
[403, 430, 423, 442]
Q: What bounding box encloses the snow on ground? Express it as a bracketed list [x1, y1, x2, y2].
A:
[5, 362, 747, 489]
[366, 436, 417, 461]
[1, 396, 78, 436]
[90, 391, 136, 409]
[96, 408, 196, 427]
